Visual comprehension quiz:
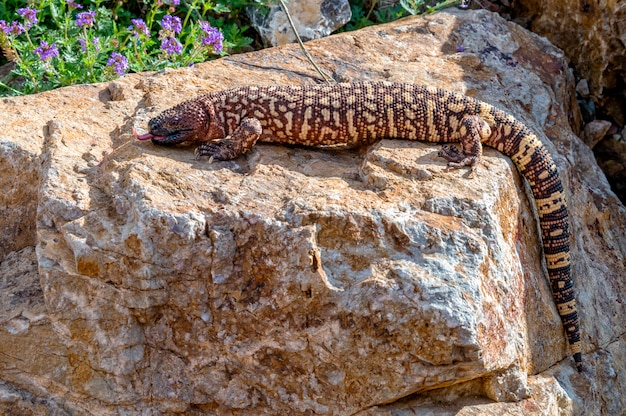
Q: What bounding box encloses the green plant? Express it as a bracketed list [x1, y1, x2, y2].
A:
[400, 0, 467, 15]
[341, 0, 468, 32]
[342, 0, 406, 32]
[0, 0, 469, 96]
[0, 0, 265, 96]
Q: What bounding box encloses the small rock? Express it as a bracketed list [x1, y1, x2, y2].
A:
[107, 81, 126, 101]
[247, 0, 352, 47]
[583, 119, 612, 148]
[482, 365, 530, 402]
[576, 79, 590, 98]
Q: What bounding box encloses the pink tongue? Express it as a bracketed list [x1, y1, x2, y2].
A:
[133, 127, 158, 141]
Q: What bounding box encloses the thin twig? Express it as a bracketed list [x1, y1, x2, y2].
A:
[0, 80, 24, 96]
[277, 0, 335, 83]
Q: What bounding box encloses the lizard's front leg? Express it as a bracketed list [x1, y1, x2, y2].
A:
[195, 117, 263, 161]
[438, 115, 491, 173]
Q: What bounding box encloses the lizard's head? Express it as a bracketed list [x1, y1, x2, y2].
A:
[134, 99, 209, 145]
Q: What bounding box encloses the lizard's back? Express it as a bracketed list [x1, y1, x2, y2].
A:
[210, 81, 504, 146]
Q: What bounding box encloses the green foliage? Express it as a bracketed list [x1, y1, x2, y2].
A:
[0, 0, 267, 96]
[342, 0, 466, 32]
[342, 0, 407, 32]
[0, 0, 466, 96]
[400, 0, 466, 15]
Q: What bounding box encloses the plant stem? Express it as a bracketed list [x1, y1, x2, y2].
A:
[365, 0, 378, 21]
[17, 55, 39, 92]
[0, 79, 24, 95]
[277, 0, 334, 83]
[183, 0, 199, 29]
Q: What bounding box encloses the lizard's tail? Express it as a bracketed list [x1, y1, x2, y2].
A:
[493, 126, 582, 372]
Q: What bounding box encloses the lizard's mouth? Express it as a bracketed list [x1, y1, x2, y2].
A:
[133, 128, 191, 145]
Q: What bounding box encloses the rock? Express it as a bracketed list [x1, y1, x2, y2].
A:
[1, 9, 625, 415]
[512, 0, 626, 124]
[0, 140, 40, 260]
[577, 98, 596, 123]
[576, 78, 590, 98]
[247, 0, 352, 47]
[356, 373, 575, 415]
[593, 133, 626, 204]
[582, 120, 612, 149]
[0, 247, 72, 415]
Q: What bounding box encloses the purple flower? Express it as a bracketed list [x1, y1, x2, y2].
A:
[34, 40, 59, 61]
[9, 21, 25, 35]
[164, 0, 180, 5]
[160, 15, 181, 34]
[1, 20, 25, 36]
[76, 11, 96, 28]
[17, 8, 37, 29]
[129, 18, 150, 39]
[459, 0, 470, 8]
[199, 22, 224, 53]
[160, 36, 182, 55]
[107, 52, 129, 75]
[66, 0, 83, 10]
[78, 37, 99, 51]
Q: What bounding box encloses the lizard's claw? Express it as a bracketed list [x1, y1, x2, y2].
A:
[194, 146, 214, 164]
[195, 140, 237, 161]
[438, 144, 463, 162]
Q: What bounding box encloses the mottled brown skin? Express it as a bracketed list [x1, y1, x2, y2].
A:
[137, 81, 582, 372]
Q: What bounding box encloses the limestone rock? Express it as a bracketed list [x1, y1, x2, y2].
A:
[0, 136, 40, 260]
[0, 247, 71, 415]
[0, 9, 625, 415]
[247, 0, 351, 46]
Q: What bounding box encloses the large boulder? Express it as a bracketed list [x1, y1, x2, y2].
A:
[0, 9, 625, 415]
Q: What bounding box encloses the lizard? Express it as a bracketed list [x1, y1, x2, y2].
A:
[133, 81, 582, 372]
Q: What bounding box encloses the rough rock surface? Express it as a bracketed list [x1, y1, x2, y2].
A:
[0, 9, 625, 416]
[594, 132, 626, 208]
[512, 0, 626, 125]
[510, 0, 626, 206]
[247, 0, 352, 46]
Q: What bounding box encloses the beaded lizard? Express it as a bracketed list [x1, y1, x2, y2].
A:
[134, 81, 582, 372]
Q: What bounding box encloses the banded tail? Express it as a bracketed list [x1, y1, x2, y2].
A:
[484, 112, 582, 372]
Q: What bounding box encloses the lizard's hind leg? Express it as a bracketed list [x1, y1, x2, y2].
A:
[438, 115, 491, 175]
